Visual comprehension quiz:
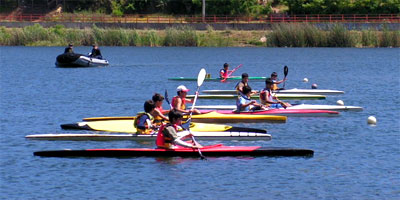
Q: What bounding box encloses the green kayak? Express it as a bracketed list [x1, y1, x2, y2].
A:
[186, 94, 326, 100]
[168, 76, 267, 82]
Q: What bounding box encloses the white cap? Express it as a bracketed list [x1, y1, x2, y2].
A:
[177, 85, 190, 92]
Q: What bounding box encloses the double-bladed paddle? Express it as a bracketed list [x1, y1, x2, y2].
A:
[188, 68, 207, 159]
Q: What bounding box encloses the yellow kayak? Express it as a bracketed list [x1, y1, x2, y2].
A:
[61, 119, 268, 133]
[83, 112, 287, 124]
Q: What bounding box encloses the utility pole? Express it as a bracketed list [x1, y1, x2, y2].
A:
[202, 0, 205, 22]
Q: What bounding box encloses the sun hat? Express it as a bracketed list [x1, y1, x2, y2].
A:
[176, 85, 190, 92]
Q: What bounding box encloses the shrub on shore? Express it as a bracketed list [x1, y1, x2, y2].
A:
[0, 24, 398, 47]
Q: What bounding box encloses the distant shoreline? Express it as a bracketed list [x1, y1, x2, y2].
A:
[0, 23, 398, 47]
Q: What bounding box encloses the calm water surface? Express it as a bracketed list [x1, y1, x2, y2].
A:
[1, 47, 399, 199]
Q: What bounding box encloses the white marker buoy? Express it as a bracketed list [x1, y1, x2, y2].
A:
[367, 116, 377, 125]
[336, 100, 344, 106]
[303, 78, 309, 82]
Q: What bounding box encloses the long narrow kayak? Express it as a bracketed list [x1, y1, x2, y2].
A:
[168, 76, 267, 82]
[80, 113, 287, 124]
[202, 89, 345, 95]
[190, 111, 286, 123]
[186, 94, 326, 100]
[25, 131, 272, 141]
[33, 144, 314, 157]
[198, 109, 339, 117]
[192, 104, 363, 111]
[61, 120, 268, 133]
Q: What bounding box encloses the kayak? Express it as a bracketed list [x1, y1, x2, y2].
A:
[33, 144, 314, 157]
[55, 53, 109, 67]
[186, 94, 326, 100]
[25, 131, 272, 141]
[202, 88, 344, 95]
[168, 76, 266, 82]
[198, 109, 339, 117]
[61, 120, 268, 133]
[189, 111, 287, 123]
[192, 104, 363, 111]
[80, 112, 287, 124]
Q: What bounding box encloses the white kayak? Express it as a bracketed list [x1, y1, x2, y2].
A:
[192, 104, 363, 111]
[25, 131, 272, 141]
[56, 53, 109, 67]
[202, 88, 344, 95]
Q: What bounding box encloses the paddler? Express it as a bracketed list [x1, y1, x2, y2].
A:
[259, 78, 291, 109]
[236, 85, 266, 112]
[270, 72, 287, 90]
[156, 109, 203, 149]
[151, 93, 169, 126]
[134, 100, 157, 134]
[172, 85, 201, 114]
[219, 63, 233, 79]
[235, 73, 257, 96]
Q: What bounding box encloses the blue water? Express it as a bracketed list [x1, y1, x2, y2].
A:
[1, 47, 399, 199]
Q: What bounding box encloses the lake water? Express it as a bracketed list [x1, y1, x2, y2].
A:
[1, 47, 399, 199]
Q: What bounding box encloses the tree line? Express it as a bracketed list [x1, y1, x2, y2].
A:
[1, 0, 399, 16]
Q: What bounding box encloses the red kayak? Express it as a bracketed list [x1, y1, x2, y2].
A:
[34, 144, 313, 157]
[199, 109, 339, 117]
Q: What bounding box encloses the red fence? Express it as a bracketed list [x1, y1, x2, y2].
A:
[0, 14, 399, 23]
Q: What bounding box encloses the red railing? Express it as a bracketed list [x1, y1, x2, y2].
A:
[0, 14, 399, 23]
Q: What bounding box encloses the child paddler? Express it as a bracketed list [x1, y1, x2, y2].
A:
[235, 73, 257, 96]
[151, 93, 169, 126]
[270, 72, 287, 90]
[134, 100, 157, 134]
[236, 85, 266, 112]
[219, 63, 233, 78]
[156, 109, 202, 149]
[172, 85, 200, 115]
[259, 78, 291, 109]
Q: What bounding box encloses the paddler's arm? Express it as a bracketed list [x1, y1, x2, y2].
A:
[167, 127, 202, 148]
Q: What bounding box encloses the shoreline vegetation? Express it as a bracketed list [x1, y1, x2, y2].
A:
[0, 23, 398, 47]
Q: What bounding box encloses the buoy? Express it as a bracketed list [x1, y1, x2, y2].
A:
[311, 83, 318, 89]
[336, 100, 344, 106]
[303, 78, 309, 82]
[367, 116, 377, 125]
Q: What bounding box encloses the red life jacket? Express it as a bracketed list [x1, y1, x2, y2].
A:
[172, 96, 186, 110]
[156, 123, 176, 148]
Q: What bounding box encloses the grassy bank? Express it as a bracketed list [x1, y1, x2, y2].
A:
[0, 24, 398, 47]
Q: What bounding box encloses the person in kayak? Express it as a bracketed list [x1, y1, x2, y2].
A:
[151, 93, 169, 126]
[260, 78, 291, 109]
[134, 100, 156, 134]
[219, 63, 233, 79]
[270, 72, 287, 90]
[64, 44, 74, 54]
[236, 85, 266, 112]
[235, 73, 257, 96]
[172, 85, 201, 114]
[90, 45, 103, 59]
[156, 109, 203, 149]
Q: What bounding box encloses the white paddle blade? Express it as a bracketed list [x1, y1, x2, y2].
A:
[197, 68, 207, 87]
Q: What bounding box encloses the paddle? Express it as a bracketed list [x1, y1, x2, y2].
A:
[283, 65, 288, 89]
[221, 64, 243, 82]
[188, 68, 207, 159]
[164, 89, 173, 109]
